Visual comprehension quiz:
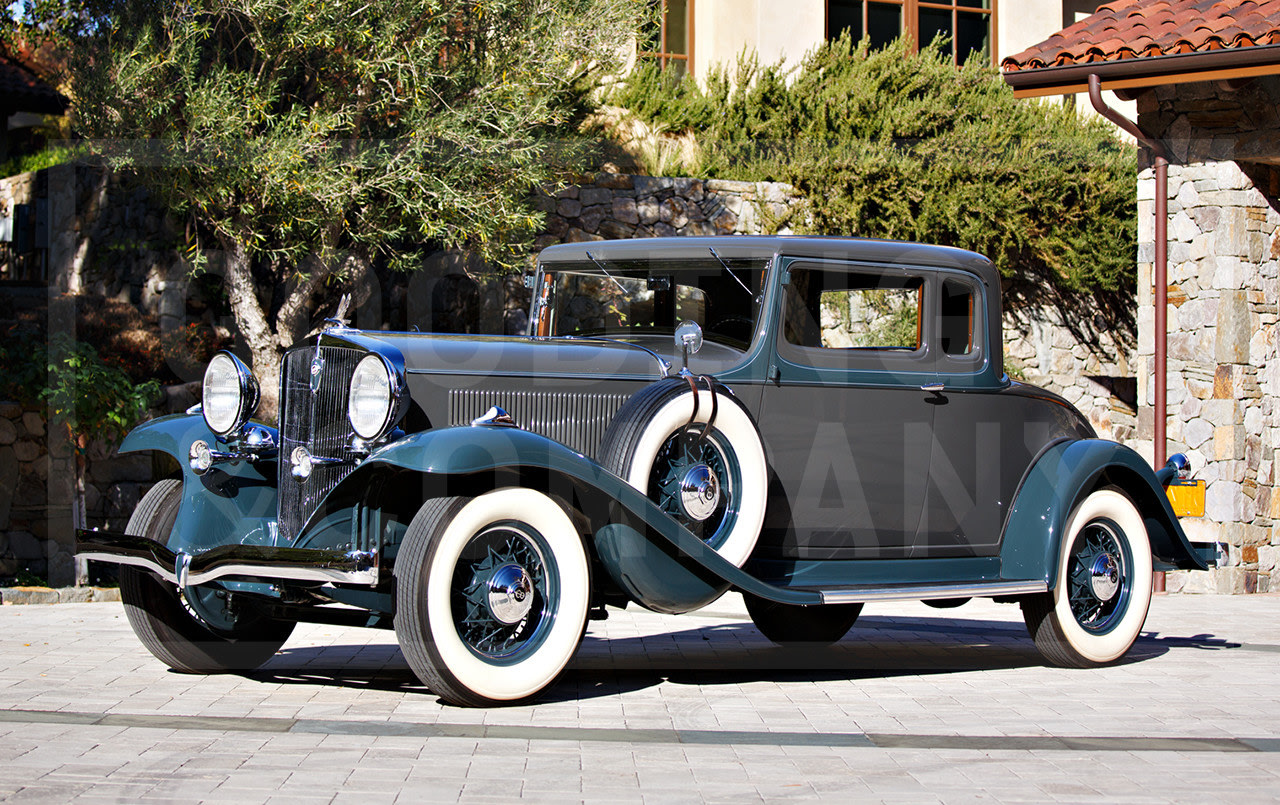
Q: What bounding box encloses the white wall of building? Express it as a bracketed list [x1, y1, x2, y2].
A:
[693, 0, 824, 79]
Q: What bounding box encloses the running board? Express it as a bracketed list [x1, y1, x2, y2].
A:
[76, 530, 379, 587]
[818, 579, 1046, 605]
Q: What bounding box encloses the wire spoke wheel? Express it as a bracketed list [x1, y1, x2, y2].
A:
[648, 425, 741, 550]
[394, 489, 590, 707]
[1021, 488, 1153, 667]
[1066, 519, 1131, 634]
[598, 377, 768, 568]
[452, 523, 556, 663]
[118, 479, 294, 673]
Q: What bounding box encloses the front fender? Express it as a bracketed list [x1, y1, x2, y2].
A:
[118, 415, 279, 554]
[1001, 439, 1208, 587]
[335, 425, 817, 613]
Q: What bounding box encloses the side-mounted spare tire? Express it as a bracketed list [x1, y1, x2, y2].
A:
[596, 376, 768, 567]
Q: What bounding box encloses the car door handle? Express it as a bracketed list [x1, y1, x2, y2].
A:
[921, 383, 945, 393]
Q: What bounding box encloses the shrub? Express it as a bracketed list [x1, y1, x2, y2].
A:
[611, 35, 1138, 342]
[41, 334, 160, 450]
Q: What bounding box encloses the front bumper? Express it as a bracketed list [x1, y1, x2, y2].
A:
[76, 530, 379, 587]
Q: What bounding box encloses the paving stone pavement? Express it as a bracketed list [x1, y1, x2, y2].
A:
[1, 592, 1279, 803]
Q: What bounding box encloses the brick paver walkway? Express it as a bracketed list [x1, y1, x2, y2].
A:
[2, 593, 1278, 802]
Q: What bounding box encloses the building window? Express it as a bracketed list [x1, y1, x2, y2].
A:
[827, 0, 993, 66]
[639, 0, 693, 75]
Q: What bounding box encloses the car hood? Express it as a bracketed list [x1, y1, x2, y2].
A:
[316, 329, 670, 380]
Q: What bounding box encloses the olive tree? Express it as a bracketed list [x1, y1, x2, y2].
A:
[17, 0, 642, 416]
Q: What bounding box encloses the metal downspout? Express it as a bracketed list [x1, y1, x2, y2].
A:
[1087, 74, 1170, 469]
[1088, 75, 1170, 593]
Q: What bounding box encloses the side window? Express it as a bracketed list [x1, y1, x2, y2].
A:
[779, 263, 929, 371]
[940, 278, 974, 356]
[783, 267, 923, 351]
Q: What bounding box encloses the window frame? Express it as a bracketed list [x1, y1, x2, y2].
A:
[638, 0, 695, 74]
[775, 260, 933, 373]
[825, 0, 997, 67]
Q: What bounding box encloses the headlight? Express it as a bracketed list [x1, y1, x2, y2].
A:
[202, 352, 259, 437]
[348, 353, 398, 440]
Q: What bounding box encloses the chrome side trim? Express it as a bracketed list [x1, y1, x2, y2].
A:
[76, 531, 379, 587]
[819, 579, 1046, 605]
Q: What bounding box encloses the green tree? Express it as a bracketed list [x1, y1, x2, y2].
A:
[15, 0, 643, 416]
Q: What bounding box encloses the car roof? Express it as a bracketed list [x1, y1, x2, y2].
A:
[536, 236, 999, 287]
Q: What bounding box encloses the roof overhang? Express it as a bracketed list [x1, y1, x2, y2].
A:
[1002, 44, 1280, 97]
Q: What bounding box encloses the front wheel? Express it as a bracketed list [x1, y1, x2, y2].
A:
[394, 488, 591, 707]
[744, 594, 863, 645]
[1021, 488, 1153, 667]
[119, 479, 294, 673]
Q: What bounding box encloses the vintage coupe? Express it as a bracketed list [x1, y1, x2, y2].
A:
[79, 236, 1219, 706]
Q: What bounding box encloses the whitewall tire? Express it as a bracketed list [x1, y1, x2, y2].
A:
[394, 488, 590, 707]
[1022, 488, 1154, 667]
[597, 378, 767, 567]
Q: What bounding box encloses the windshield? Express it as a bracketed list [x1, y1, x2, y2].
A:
[534, 258, 769, 351]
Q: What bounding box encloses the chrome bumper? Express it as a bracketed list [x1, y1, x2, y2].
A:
[76, 530, 379, 587]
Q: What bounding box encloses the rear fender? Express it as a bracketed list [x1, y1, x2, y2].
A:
[118, 415, 279, 554]
[1001, 439, 1208, 587]
[331, 425, 816, 613]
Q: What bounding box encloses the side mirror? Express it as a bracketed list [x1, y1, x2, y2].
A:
[674, 320, 703, 374]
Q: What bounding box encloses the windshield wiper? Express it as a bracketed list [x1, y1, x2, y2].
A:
[708, 246, 755, 297]
[584, 250, 628, 294]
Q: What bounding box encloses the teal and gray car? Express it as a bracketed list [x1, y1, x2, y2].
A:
[77, 236, 1221, 706]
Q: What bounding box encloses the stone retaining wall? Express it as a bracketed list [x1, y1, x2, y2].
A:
[0, 164, 177, 303]
[532, 174, 803, 246]
[0, 401, 156, 585]
[1003, 307, 1137, 444]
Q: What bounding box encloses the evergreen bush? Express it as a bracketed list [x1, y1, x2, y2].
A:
[612, 35, 1138, 342]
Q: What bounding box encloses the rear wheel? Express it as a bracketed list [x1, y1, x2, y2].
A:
[119, 479, 294, 673]
[1021, 488, 1153, 667]
[744, 594, 863, 645]
[394, 488, 590, 707]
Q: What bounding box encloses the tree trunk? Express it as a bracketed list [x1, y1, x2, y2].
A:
[222, 236, 284, 423]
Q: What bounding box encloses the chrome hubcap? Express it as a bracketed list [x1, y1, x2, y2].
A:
[1089, 553, 1120, 602]
[678, 464, 721, 522]
[486, 563, 534, 625]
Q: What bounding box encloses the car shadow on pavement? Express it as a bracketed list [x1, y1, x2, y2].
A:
[237, 614, 1237, 705]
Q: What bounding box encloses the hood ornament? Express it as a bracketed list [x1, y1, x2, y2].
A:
[323, 293, 353, 330]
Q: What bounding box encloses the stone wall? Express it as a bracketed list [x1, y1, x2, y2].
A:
[532, 173, 803, 246]
[1135, 77, 1280, 594]
[1131, 159, 1279, 594]
[0, 402, 155, 585]
[1, 164, 178, 304]
[1003, 306, 1137, 444]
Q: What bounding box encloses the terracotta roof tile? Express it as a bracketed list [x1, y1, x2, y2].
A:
[1003, 0, 1280, 71]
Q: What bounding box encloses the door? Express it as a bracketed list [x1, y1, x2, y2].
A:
[755, 259, 937, 561]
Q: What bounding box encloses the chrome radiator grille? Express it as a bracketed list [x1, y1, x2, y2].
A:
[278, 345, 364, 544]
[448, 389, 629, 457]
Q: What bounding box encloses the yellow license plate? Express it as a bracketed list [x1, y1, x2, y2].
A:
[1167, 479, 1206, 517]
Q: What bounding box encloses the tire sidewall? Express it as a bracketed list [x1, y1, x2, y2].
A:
[621, 386, 767, 567]
[1051, 489, 1153, 663]
[420, 488, 589, 703]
